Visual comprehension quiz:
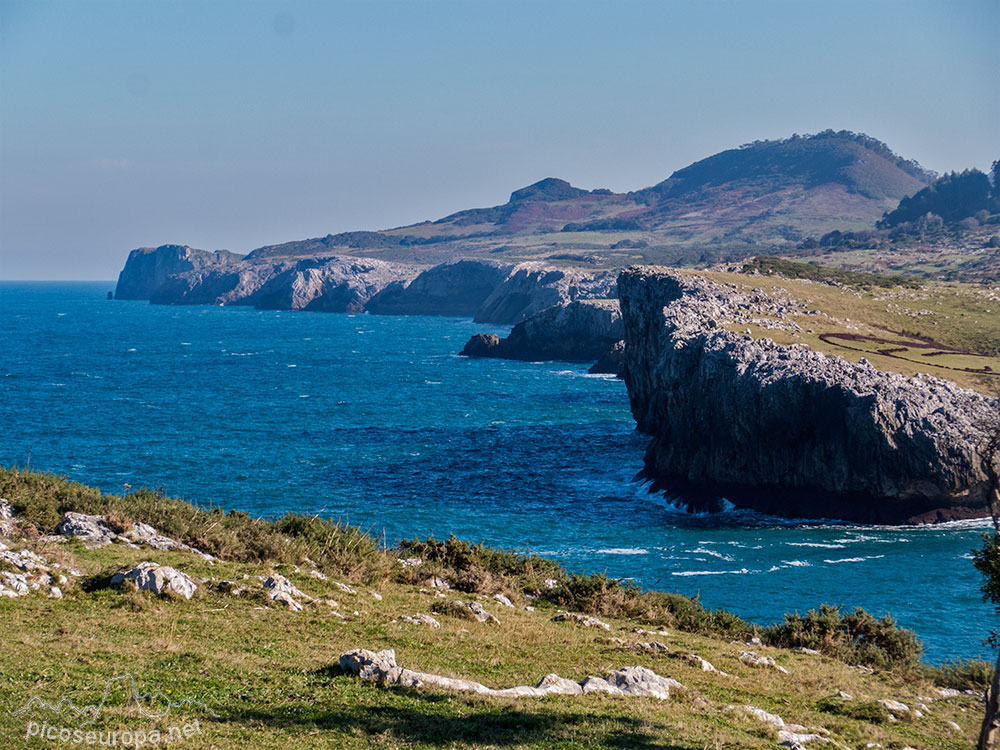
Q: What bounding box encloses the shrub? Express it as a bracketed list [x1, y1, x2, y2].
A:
[765, 604, 923, 670]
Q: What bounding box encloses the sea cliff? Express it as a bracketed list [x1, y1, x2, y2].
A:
[617, 267, 998, 523]
[114, 245, 616, 324]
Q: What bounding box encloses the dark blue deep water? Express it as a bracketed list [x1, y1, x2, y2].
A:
[0, 282, 993, 663]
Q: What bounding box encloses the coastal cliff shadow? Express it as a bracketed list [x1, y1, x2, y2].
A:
[221, 687, 688, 748]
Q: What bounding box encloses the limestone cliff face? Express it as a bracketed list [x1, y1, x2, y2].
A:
[461, 300, 623, 362]
[473, 263, 618, 324]
[367, 260, 513, 317]
[116, 245, 416, 312]
[115, 245, 242, 300]
[618, 267, 999, 523]
[245, 258, 417, 313]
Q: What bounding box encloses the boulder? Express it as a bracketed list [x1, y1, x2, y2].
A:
[110, 562, 198, 600]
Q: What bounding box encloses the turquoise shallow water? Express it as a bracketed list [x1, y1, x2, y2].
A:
[0, 281, 993, 663]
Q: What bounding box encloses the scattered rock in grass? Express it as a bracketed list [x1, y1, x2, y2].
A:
[683, 653, 729, 676]
[56, 512, 214, 561]
[636, 641, 669, 654]
[57, 513, 117, 545]
[945, 720, 962, 731]
[398, 557, 422, 568]
[0, 547, 49, 572]
[334, 581, 357, 595]
[110, 562, 198, 600]
[0, 571, 30, 597]
[543, 578, 558, 589]
[48, 586, 62, 599]
[424, 577, 449, 590]
[836, 690, 853, 700]
[308, 569, 328, 580]
[737, 650, 789, 674]
[369, 591, 383, 601]
[493, 593, 514, 608]
[879, 699, 909, 714]
[552, 612, 610, 630]
[263, 574, 312, 602]
[401, 613, 441, 628]
[267, 590, 303, 611]
[123, 522, 215, 561]
[635, 628, 670, 637]
[524, 605, 535, 612]
[795, 647, 822, 655]
[746, 635, 764, 646]
[339, 648, 684, 699]
[435, 599, 500, 624]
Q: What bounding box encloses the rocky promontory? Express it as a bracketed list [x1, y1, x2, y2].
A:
[461, 300, 623, 367]
[618, 267, 999, 523]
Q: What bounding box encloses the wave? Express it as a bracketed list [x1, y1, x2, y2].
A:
[785, 542, 846, 549]
[672, 568, 752, 576]
[686, 547, 736, 561]
[595, 548, 649, 555]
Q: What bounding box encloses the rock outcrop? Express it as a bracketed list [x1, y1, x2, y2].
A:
[618, 267, 999, 523]
[461, 300, 623, 363]
[339, 648, 684, 699]
[110, 562, 198, 599]
[473, 263, 618, 324]
[366, 260, 513, 317]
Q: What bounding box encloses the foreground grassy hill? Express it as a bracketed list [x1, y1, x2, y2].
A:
[0, 468, 988, 749]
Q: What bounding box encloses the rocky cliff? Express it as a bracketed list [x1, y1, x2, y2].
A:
[114, 245, 243, 300]
[114, 247, 619, 321]
[116, 247, 418, 312]
[366, 260, 514, 317]
[473, 263, 618, 324]
[461, 300, 623, 363]
[618, 267, 999, 523]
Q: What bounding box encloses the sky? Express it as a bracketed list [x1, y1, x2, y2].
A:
[1, 0, 997, 280]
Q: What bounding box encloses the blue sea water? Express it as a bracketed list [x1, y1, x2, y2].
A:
[0, 281, 993, 663]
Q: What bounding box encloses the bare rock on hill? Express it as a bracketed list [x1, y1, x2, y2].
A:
[0, 499, 16, 539]
[111, 562, 198, 599]
[552, 612, 611, 630]
[618, 266, 1000, 523]
[57, 513, 117, 545]
[473, 263, 618, 324]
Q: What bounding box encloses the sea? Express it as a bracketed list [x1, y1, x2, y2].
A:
[0, 281, 993, 663]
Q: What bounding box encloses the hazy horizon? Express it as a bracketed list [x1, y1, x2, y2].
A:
[2, 0, 997, 280]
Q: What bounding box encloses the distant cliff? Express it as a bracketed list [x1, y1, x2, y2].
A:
[617, 267, 998, 523]
[114, 245, 243, 300]
[114, 247, 615, 323]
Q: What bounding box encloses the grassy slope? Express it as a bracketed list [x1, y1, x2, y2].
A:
[0, 469, 985, 749]
[696, 263, 1000, 395]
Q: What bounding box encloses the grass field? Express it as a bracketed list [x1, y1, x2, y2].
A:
[0, 468, 988, 749]
[698, 262, 1000, 395]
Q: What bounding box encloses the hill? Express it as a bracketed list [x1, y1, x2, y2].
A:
[0, 467, 987, 749]
[243, 131, 934, 267]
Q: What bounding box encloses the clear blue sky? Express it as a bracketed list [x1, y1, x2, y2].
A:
[1, 0, 997, 280]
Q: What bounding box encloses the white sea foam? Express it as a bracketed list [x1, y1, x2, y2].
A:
[824, 554, 885, 564]
[672, 568, 751, 577]
[686, 547, 736, 561]
[785, 542, 846, 549]
[596, 548, 649, 555]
